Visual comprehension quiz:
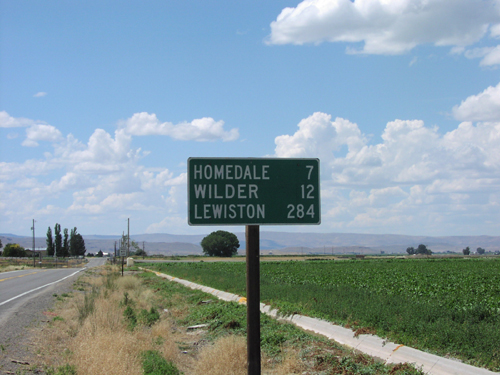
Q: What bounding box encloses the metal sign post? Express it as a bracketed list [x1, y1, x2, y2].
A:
[246, 225, 260, 373]
[120, 244, 126, 277]
[187, 158, 321, 375]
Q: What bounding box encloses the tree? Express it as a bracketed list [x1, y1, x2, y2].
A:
[134, 248, 147, 258]
[62, 228, 69, 257]
[201, 230, 240, 257]
[54, 223, 62, 257]
[69, 227, 86, 257]
[416, 244, 432, 255]
[406, 247, 415, 255]
[2, 243, 26, 257]
[0, 238, 3, 249]
[46, 226, 54, 256]
[97, 250, 103, 257]
[477, 247, 486, 255]
[463, 246, 470, 255]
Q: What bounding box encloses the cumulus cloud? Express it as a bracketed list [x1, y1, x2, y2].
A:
[0, 111, 192, 234]
[452, 82, 500, 122]
[275, 101, 500, 234]
[0, 111, 38, 128]
[267, 0, 500, 55]
[122, 112, 239, 141]
[22, 124, 63, 147]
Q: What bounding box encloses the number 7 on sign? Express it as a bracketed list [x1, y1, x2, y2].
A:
[306, 165, 314, 180]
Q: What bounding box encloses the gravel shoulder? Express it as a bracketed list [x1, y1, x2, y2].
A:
[0, 276, 76, 374]
[0, 259, 105, 374]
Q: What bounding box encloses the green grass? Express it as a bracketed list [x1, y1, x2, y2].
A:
[144, 258, 500, 371]
[141, 350, 181, 375]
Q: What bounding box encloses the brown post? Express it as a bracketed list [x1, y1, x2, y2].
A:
[246, 225, 260, 374]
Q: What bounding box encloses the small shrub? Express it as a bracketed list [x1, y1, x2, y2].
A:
[77, 287, 97, 324]
[141, 350, 180, 375]
[123, 305, 137, 330]
[138, 307, 160, 327]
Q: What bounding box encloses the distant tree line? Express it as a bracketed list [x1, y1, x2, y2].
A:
[46, 224, 86, 257]
[462, 247, 486, 255]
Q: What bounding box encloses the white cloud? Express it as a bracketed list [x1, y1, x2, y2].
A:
[33, 92, 47, 98]
[462, 45, 500, 66]
[267, 0, 499, 55]
[452, 82, 500, 122]
[122, 112, 239, 142]
[274, 99, 500, 234]
[0, 111, 191, 235]
[22, 124, 63, 147]
[0, 111, 38, 128]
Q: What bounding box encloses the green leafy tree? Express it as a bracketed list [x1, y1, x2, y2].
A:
[463, 247, 470, 255]
[46, 226, 54, 256]
[201, 230, 240, 257]
[477, 247, 486, 255]
[416, 244, 432, 255]
[97, 250, 103, 257]
[0, 238, 2, 256]
[69, 227, 86, 256]
[54, 223, 62, 257]
[406, 247, 415, 255]
[3, 243, 26, 257]
[62, 228, 69, 257]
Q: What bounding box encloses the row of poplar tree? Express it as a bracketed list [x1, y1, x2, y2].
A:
[46, 224, 86, 257]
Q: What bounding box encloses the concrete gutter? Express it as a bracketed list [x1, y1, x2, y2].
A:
[144, 268, 499, 375]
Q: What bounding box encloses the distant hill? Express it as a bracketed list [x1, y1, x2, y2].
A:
[2, 232, 499, 256]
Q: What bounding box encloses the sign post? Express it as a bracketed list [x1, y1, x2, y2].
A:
[120, 244, 126, 277]
[188, 158, 320, 374]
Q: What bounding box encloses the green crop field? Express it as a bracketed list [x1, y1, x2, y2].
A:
[145, 257, 500, 371]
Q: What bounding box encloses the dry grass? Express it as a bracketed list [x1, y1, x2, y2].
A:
[271, 351, 306, 375]
[0, 265, 33, 272]
[33, 266, 181, 374]
[192, 335, 247, 375]
[115, 274, 142, 290]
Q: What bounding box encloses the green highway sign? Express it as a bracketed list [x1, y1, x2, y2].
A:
[188, 158, 320, 226]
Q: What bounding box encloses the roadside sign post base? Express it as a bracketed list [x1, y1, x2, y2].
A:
[246, 224, 260, 375]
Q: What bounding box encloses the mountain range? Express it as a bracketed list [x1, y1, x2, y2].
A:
[1, 232, 499, 256]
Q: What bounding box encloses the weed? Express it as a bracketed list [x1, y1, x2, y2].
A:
[123, 305, 137, 330]
[138, 307, 160, 327]
[45, 364, 77, 375]
[119, 291, 134, 307]
[141, 350, 181, 375]
[76, 287, 97, 324]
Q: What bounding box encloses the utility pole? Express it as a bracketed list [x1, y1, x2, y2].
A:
[127, 218, 130, 258]
[31, 219, 36, 267]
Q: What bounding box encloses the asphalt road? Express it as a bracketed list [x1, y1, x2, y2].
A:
[0, 258, 106, 373]
[0, 258, 106, 321]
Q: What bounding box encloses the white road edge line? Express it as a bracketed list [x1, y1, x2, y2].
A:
[0, 268, 85, 307]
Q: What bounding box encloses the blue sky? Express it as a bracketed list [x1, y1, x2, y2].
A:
[1, 0, 500, 237]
